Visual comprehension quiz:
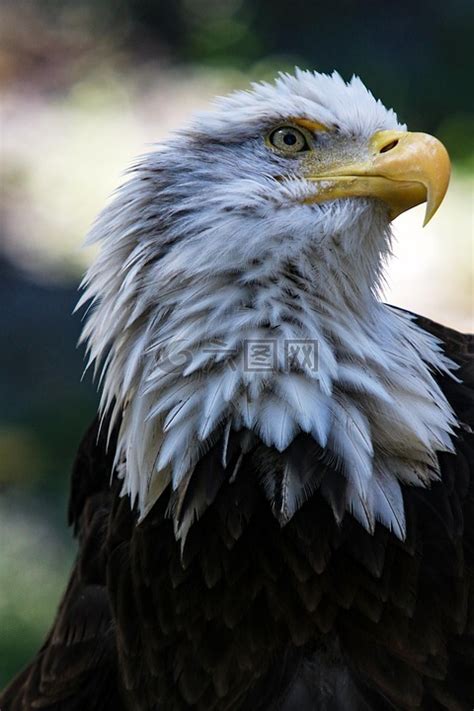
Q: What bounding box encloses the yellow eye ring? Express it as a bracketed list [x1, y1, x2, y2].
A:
[267, 125, 311, 153]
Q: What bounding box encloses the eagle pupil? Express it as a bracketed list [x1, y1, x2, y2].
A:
[284, 132, 297, 146]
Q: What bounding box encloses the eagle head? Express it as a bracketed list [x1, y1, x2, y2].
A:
[80, 70, 455, 541]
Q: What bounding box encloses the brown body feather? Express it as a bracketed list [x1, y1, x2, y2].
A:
[2, 314, 474, 710]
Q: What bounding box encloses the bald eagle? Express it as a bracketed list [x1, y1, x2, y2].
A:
[2, 70, 473, 711]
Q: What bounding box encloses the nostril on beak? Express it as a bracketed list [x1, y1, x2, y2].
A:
[379, 139, 399, 154]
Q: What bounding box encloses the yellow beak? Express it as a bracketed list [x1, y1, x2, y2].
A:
[304, 130, 451, 226]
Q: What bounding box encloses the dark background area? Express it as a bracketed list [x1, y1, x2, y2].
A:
[0, 0, 473, 688]
[6, 0, 472, 159]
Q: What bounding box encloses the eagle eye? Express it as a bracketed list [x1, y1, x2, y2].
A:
[268, 125, 310, 154]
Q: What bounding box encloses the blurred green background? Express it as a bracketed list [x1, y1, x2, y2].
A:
[0, 0, 473, 689]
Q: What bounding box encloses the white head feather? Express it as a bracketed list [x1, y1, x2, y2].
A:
[79, 69, 457, 539]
